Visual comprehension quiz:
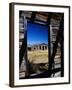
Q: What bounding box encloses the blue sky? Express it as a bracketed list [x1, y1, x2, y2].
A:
[27, 22, 48, 45]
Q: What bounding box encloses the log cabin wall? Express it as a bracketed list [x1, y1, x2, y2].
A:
[19, 11, 64, 78]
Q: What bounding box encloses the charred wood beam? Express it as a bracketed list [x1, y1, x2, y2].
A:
[19, 31, 27, 67]
[19, 11, 23, 17]
[20, 68, 61, 79]
[46, 13, 54, 76]
[46, 13, 52, 62]
[48, 17, 63, 77]
[31, 12, 36, 23]
[19, 31, 30, 77]
[19, 31, 29, 76]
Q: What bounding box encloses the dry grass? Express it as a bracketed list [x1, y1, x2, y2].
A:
[27, 50, 61, 74]
[28, 50, 48, 64]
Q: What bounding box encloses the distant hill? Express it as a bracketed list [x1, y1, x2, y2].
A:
[27, 43, 48, 47]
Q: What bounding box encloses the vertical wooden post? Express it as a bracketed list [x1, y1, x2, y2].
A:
[19, 15, 29, 77]
[47, 14, 64, 77]
[46, 13, 52, 76]
[31, 12, 36, 23]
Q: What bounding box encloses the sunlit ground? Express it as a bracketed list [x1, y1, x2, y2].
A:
[28, 50, 48, 64]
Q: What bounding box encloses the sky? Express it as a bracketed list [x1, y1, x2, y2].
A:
[27, 22, 48, 45]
